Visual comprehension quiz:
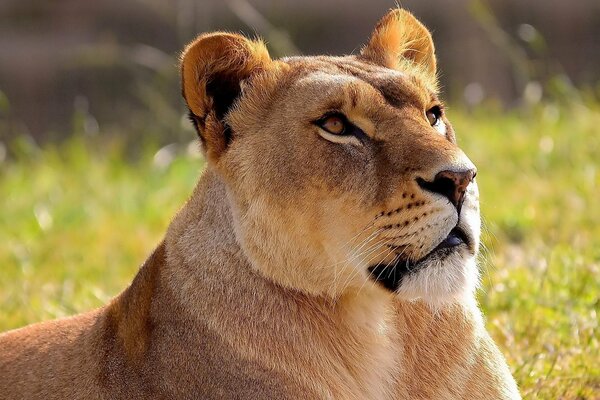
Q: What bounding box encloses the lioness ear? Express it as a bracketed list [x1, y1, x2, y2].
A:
[361, 9, 436, 80]
[181, 32, 271, 161]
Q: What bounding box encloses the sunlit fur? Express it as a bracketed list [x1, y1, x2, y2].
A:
[0, 8, 520, 399]
[225, 64, 480, 306]
[395, 184, 481, 307]
[361, 9, 439, 91]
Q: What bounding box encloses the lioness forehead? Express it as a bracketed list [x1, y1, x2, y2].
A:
[279, 55, 436, 111]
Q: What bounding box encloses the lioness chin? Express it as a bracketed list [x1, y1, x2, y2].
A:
[0, 8, 520, 400]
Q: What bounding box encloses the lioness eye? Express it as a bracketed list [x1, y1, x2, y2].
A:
[318, 115, 346, 135]
[313, 112, 366, 146]
[426, 106, 442, 126]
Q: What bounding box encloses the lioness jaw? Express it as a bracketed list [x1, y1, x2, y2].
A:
[0, 8, 520, 400]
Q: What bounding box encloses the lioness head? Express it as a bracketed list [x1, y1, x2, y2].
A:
[181, 9, 480, 305]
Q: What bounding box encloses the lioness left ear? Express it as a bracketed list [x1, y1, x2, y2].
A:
[181, 32, 272, 162]
[361, 9, 436, 80]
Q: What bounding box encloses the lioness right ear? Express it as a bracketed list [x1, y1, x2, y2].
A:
[361, 9, 437, 84]
[181, 32, 271, 162]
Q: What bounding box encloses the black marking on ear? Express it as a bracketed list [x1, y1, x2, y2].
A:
[206, 71, 242, 121]
[205, 71, 241, 146]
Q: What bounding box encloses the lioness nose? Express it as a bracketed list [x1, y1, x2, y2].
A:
[417, 169, 476, 212]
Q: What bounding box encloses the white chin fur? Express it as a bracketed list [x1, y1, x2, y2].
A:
[395, 251, 479, 309]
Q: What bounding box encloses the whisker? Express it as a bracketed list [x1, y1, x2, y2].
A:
[335, 238, 392, 293]
[355, 245, 398, 296]
[322, 228, 388, 295]
[338, 213, 383, 252]
[321, 230, 387, 276]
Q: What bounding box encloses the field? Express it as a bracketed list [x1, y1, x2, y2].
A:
[0, 101, 598, 398]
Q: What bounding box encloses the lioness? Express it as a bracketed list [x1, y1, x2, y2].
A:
[0, 9, 520, 400]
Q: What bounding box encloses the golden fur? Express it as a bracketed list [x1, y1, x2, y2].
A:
[0, 9, 520, 399]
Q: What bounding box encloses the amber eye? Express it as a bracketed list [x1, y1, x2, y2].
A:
[426, 106, 442, 126]
[318, 115, 347, 135]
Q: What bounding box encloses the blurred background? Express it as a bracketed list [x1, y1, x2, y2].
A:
[0, 0, 598, 144]
[0, 1, 598, 399]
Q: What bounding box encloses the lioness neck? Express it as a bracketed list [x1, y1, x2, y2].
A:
[159, 167, 399, 398]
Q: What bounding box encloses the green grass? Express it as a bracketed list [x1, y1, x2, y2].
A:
[1, 102, 598, 399]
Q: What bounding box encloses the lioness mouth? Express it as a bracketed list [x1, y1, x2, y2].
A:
[368, 227, 470, 292]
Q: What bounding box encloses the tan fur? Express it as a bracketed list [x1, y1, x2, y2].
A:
[0, 8, 520, 399]
[361, 9, 438, 90]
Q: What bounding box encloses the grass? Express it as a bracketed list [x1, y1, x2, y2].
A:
[0, 101, 598, 399]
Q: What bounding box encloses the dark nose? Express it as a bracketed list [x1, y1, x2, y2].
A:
[417, 169, 476, 212]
